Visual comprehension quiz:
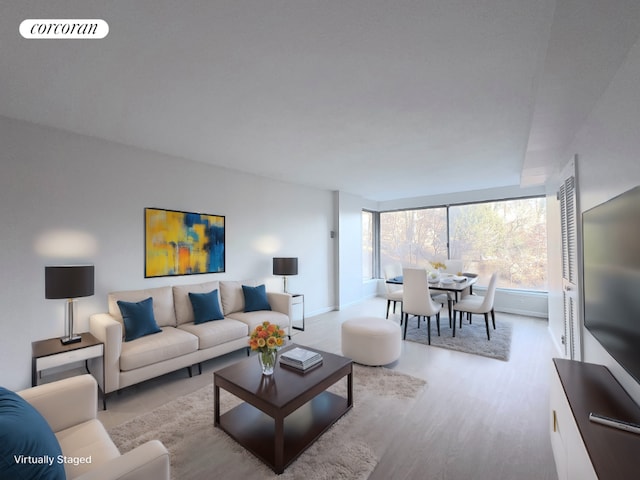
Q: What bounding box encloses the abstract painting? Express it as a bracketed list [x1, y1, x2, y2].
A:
[145, 208, 225, 277]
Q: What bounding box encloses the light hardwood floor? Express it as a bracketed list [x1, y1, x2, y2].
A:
[97, 297, 559, 480]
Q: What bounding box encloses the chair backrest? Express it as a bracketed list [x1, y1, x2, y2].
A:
[383, 263, 403, 293]
[479, 272, 498, 311]
[444, 259, 464, 274]
[402, 267, 440, 316]
[383, 263, 402, 280]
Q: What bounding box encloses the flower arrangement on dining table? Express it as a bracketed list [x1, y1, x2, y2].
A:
[428, 261, 446, 282]
[249, 321, 286, 374]
[430, 261, 446, 271]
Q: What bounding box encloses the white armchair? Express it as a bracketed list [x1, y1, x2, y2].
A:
[18, 375, 170, 480]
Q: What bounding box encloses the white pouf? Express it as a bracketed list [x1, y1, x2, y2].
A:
[341, 317, 402, 366]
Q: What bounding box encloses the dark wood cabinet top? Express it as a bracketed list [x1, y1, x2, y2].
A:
[554, 358, 640, 480]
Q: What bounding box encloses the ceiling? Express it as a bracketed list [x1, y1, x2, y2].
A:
[2, 1, 639, 201]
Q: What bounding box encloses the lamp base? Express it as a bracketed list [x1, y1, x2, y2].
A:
[60, 334, 82, 345]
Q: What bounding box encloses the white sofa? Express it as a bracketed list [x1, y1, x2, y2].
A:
[88, 280, 292, 398]
[18, 375, 170, 480]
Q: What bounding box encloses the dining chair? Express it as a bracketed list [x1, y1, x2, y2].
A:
[383, 263, 403, 319]
[432, 258, 463, 325]
[402, 267, 441, 344]
[452, 272, 498, 340]
[431, 291, 452, 327]
[444, 259, 464, 275]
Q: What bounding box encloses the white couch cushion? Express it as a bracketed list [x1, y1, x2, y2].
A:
[108, 286, 177, 328]
[55, 419, 120, 479]
[173, 281, 220, 326]
[120, 327, 198, 371]
[178, 318, 248, 350]
[227, 310, 290, 333]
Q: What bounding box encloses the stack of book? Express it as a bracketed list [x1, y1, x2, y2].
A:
[279, 347, 323, 371]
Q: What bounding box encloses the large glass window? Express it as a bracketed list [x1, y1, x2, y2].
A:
[380, 207, 447, 270]
[377, 197, 547, 291]
[449, 197, 547, 290]
[362, 210, 374, 280]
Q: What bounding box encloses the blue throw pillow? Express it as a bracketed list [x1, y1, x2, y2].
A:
[0, 387, 66, 479]
[118, 297, 162, 341]
[189, 289, 224, 324]
[242, 284, 272, 312]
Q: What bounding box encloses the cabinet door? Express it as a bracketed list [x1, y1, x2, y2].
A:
[558, 158, 580, 360]
[550, 366, 598, 480]
[566, 427, 597, 480]
[550, 368, 569, 480]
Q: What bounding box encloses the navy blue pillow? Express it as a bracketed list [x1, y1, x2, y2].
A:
[189, 289, 224, 324]
[0, 387, 66, 479]
[118, 297, 162, 341]
[242, 284, 272, 312]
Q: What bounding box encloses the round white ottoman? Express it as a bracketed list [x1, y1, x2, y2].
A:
[341, 317, 402, 366]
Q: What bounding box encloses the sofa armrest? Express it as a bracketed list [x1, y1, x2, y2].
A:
[89, 313, 123, 394]
[18, 375, 97, 433]
[267, 292, 293, 317]
[76, 440, 170, 480]
[267, 292, 293, 333]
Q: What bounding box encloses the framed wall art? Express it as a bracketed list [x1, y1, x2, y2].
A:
[144, 207, 225, 278]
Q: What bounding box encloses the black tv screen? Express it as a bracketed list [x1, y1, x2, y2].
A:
[583, 185, 640, 384]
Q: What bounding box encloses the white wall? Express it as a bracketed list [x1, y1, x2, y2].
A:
[335, 191, 366, 309]
[545, 178, 565, 357]
[0, 116, 336, 390]
[551, 36, 640, 404]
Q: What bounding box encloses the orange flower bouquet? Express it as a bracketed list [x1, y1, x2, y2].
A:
[249, 321, 286, 375]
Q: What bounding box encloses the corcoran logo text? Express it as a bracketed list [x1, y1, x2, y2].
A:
[20, 19, 109, 39]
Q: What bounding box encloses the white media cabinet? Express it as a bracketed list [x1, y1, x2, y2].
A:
[550, 358, 640, 480]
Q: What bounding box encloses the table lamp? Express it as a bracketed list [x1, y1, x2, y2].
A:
[45, 265, 95, 344]
[272, 257, 298, 293]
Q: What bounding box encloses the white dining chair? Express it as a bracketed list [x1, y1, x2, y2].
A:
[444, 259, 464, 274]
[383, 263, 403, 319]
[402, 267, 441, 344]
[452, 272, 498, 340]
[432, 259, 463, 325]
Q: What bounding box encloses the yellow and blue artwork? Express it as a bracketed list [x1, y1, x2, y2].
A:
[145, 208, 225, 277]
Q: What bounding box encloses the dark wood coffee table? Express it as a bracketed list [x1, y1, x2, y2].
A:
[214, 345, 353, 474]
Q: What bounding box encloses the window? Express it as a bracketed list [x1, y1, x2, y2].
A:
[378, 197, 547, 291]
[380, 207, 447, 270]
[449, 198, 547, 290]
[362, 210, 374, 280]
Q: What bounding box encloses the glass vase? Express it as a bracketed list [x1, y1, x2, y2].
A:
[259, 349, 277, 375]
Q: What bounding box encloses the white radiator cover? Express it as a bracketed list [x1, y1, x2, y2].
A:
[484, 287, 548, 318]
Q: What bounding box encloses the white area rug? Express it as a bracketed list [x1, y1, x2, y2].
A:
[109, 364, 426, 479]
[403, 315, 512, 361]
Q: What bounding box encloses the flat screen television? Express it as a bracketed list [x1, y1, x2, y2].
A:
[582, 185, 640, 384]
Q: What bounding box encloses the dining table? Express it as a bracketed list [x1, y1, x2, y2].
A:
[386, 273, 478, 325]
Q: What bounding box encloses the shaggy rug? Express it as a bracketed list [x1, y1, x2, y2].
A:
[403, 315, 513, 361]
[109, 364, 426, 480]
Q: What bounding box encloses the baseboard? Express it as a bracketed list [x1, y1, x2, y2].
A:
[306, 306, 335, 317]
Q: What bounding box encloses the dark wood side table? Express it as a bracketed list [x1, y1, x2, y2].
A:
[32, 332, 105, 407]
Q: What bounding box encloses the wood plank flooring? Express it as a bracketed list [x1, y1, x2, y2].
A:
[97, 297, 559, 480]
